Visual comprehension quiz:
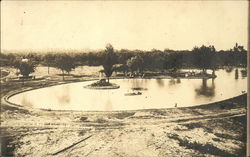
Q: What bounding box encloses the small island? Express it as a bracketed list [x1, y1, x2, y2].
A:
[84, 44, 120, 90]
[84, 79, 120, 89]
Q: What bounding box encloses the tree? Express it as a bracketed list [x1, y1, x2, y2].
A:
[233, 43, 247, 53]
[126, 55, 144, 73]
[192, 45, 216, 73]
[54, 54, 76, 80]
[164, 52, 182, 72]
[43, 53, 55, 74]
[102, 44, 117, 83]
[0, 53, 16, 67]
[113, 64, 128, 76]
[13, 59, 36, 77]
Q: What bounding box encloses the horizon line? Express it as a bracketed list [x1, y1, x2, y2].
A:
[1, 43, 247, 54]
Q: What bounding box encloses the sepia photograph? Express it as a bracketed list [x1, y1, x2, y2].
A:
[0, 1, 249, 157]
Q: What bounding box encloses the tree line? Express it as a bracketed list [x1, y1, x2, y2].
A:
[0, 43, 247, 80]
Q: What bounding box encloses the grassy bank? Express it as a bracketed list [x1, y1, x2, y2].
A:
[0, 69, 247, 157]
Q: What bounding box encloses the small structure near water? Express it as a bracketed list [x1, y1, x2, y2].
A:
[124, 91, 142, 96]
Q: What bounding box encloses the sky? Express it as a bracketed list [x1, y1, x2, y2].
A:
[1, 1, 249, 52]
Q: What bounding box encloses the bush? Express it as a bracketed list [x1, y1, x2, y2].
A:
[90, 80, 112, 87]
[13, 59, 36, 77]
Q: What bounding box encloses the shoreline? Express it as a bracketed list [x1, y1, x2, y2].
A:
[2, 76, 245, 113]
[1, 93, 246, 156]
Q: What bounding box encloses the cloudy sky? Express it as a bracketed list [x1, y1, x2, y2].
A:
[1, 1, 248, 52]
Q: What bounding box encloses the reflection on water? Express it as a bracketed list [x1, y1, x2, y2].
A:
[240, 69, 247, 78]
[168, 78, 181, 86]
[58, 85, 71, 105]
[129, 79, 148, 89]
[225, 66, 234, 73]
[9, 69, 247, 111]
[195, 78, 215, 98]
[168, 79, 176, 86]
[235, 69, 239, 80]
[176, 78, 181, 84]
[156, 79, 165, 88]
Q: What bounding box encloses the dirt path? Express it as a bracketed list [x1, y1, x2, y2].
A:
[1, 94, 246, 157]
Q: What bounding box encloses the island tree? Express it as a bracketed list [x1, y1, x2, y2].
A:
[102, 44, 117, 83]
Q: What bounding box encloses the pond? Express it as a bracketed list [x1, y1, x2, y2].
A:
[8, 69, 247, 111]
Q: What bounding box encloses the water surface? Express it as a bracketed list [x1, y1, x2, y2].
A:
[9, 69, 247, 111]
